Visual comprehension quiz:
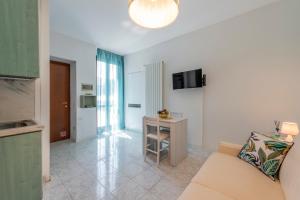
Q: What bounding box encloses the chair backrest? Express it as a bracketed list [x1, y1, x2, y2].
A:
[280, 135, 300, 200]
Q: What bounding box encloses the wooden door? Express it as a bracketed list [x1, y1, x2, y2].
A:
[50, 61, 70, 143]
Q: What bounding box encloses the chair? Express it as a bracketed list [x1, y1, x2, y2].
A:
[144, 118, 170, 166]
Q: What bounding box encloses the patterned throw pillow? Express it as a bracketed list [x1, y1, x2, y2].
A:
[238, 132, 293, 180]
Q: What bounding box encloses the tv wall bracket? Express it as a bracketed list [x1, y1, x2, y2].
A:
[202, 74, 206, 87]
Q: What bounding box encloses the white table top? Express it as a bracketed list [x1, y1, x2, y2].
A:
[144, 116, 187, 123]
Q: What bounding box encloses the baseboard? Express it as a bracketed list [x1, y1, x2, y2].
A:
[43, 175, 51, 183]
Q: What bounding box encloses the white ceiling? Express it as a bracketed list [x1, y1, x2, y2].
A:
[50, 0, 279, 55]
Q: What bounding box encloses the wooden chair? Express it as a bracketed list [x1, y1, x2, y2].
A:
[144, 118, 170, 166]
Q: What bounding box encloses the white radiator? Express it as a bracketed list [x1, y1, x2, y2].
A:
[145, 61, 164, 117]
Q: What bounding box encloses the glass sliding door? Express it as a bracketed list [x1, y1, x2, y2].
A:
[97, 61, 107, 133]
[96, 49, 125, 135]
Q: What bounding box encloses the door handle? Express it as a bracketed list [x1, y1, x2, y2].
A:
[62, 102, 68, 108]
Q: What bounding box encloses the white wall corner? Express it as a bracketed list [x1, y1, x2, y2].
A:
[36, 0, 50, 182]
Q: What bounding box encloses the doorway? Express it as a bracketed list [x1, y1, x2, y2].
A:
[96, 61, 119, 133]
[96, 59, 124, 134]
[50, 61, 70, 143]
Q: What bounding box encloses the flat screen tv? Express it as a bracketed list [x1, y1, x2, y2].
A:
[173, 69, 202, 90]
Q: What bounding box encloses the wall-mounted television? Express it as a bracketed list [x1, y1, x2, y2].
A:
[172, 68, 206, 90]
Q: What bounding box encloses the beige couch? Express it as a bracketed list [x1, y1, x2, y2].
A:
[178, 136, 300, 200]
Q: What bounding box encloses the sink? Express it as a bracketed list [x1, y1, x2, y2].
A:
[0, 120, 37, 130]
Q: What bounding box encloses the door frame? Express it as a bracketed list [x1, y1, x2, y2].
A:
[50, 57, 77, 142]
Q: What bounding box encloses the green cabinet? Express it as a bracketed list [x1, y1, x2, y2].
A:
[0, 0, 39, 78]
[0, 132, 42, 200]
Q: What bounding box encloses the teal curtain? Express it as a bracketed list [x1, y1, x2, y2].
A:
[96, 49, 125, 131]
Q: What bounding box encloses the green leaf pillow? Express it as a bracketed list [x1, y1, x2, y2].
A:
[238, 132, 293, 180]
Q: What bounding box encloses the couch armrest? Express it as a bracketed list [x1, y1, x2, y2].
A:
[218, 142, 243, 156]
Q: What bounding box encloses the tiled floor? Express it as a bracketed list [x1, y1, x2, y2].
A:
[43, 131, 208, 200]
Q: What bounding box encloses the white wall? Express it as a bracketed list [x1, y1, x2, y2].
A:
[125, 51, 204, 147]
[125, 0, 300, 151]
[50, 32, 97, 142]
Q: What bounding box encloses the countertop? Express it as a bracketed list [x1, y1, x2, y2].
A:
[144, 116, 187, 123]
[0, 125, 44, 138]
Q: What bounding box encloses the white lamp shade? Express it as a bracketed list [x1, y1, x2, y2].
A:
[280, 122, 299, 136]
[128, 0, 179, 29]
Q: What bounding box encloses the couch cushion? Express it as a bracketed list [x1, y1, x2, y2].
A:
[192, 152, 285, 200]
[178, 183, 234, 200]
[280, 135, 300, 200]
[238, 132, 293, 180]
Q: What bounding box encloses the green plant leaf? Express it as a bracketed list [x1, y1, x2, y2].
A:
[250, 132, 260, 141]
[268, 151, 282, 160]
[245, 139, 255, 152]
[258, 148, 266, 164]
[264, 141, 289, 152]
[243, 153, 258, 165]
[248, 139, 256, 152]
[262, 159, 280, 177]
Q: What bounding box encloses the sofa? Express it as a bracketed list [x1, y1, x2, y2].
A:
[178, 136, 300, 200]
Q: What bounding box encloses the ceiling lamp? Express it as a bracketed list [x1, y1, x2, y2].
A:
[128, 0, 179, 29]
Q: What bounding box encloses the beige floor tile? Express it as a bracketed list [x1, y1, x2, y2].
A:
[132, 168, 162, 190]
[43, 184, 71, 200]
[140, 192, 161, 200]
[118, 162, 145, 178]
[64, 173, 110, 200]
[112, 180, 147, 200]
[45, 131, 207, 200]
[99, 171, 131, 192]
[150, 178, 185, 200]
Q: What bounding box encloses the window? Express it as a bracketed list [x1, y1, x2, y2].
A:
[96, 61, 122, 133]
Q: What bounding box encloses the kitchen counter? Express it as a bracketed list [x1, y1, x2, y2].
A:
[0, 124, 44, 138]
[143, 116, 188, 166]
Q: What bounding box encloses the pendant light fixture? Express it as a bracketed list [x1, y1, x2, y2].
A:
[128, 0, 179, 29]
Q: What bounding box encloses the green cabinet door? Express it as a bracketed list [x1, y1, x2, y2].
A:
[0, 132, 42, 200]
[0, 0, 39, 78]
